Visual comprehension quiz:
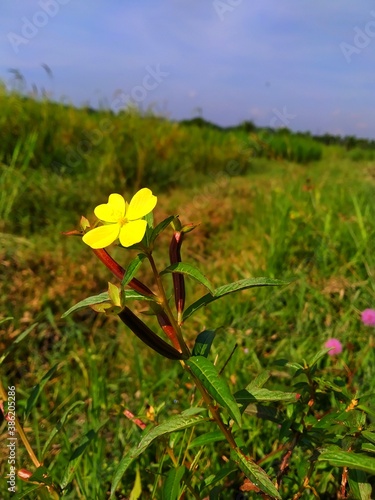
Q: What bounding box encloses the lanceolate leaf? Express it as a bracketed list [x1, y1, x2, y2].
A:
[13, 484, 44, 499]
[61, 421, 108, 490]
[202, 463, 238, 489]
[362, 431, 375, 445]
[62, 289, 155, 318]
[0, 317, 13, 326]
[306, 349, 331, 369]
[150, 215, 176, 244]
[162, 466, 186, 500]
[111, 413, 206, 497]
[161, 262, 214, 294]
[24, 364, 59, 421]
[246, 371, 271, 390]
[61, 292, 111, 318]
[192, 329, 216, 357]
[42, 401, 85, 457]
[186, 356, 242, 427]
[60, 430, 96, 490]
[212, 278, 289, 298]
[348, 469, 372, 500]
[121, 254, 146, 287]
[183, 277, 289, 321]
[28, 466, 54, 487]
[231, 449, 281, 499]
[318, 450, 375, 475]
[0, 323, 37, 366]
[235, 388, 297, 405]
[188, 431, 224, 449]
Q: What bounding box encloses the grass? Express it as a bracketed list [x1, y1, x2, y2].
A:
[0, 91, 375, 498]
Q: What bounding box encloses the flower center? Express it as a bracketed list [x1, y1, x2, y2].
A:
[118, 216, 128, 227]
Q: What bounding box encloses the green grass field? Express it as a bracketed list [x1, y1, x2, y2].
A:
[1, 90, 375, 499]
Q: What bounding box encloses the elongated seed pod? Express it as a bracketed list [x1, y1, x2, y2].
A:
[156, 309, 182, 351]
[92, 248, 153, 297]
[118, 307, 184, 360]
[169, 231, 185, 315]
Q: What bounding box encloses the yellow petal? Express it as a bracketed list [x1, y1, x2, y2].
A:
[126, 188, 157, 221]
[82, 223, 120, 249]
[118, 220, 147, 247]
[94, 194, 125, 222]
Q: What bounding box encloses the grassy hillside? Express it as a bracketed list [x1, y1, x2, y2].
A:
[1, 91, 375, 498]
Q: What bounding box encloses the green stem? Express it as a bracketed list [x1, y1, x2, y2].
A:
[147, 253, 190, 358]
[183, 363, 238, 450]
[146, 255, 236, 449]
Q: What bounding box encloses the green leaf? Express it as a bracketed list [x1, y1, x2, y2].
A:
[61, 292, 110, 318]
[246, 371, 271, 390]
[130, 466, 142, 500]
[62, 289, 155, 318]
[186, 356, 242, 427]
[0, 323, 37, 365]
[124, 289, 156, 302]
[188, 431, 224, 449]
[362, 431, 375, 445]
[162, 466, 186, 500]
[286, 361, 304, 371]
[318, 449, 375, 475]
[358, 405, 375, 418]
[144, 211, 154, 229]
[231, 449, 281, 499]
[361, 443, 375, 454]
[24, 364, 59, 421]
[111, 413, 206, 497]
[192, 329, 216, 357]
[212, 277, 289, 298]
[348, 469, 372, 500]
[243, 404, 282, 424]
[0, 316, 13, 326]
[202, 463, 238, 489]
[161, 262, 214, 294]
[235, 388, 297, 405]
[28, 466, 54, 487]
[150, 215, 176, 244]
[13, 484, 47, 499]
[183, 277, 288, 321]
[61, 422, 107, 490]
[108, 282, 122, 307]
[306, 349, 330, 369]
[42, 401, 85, 457]
[122, 254, 146, 287]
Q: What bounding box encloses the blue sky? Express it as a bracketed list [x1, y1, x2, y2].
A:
[1, 0, 375, 138]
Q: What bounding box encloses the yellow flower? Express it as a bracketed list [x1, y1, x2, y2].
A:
[82, 188, 157, 249]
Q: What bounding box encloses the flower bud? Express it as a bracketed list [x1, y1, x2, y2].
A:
[18, 469, 33, 481]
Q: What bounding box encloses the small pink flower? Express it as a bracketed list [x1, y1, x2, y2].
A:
[361, 309, 375, 327]
[324, 338, 343, 356]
